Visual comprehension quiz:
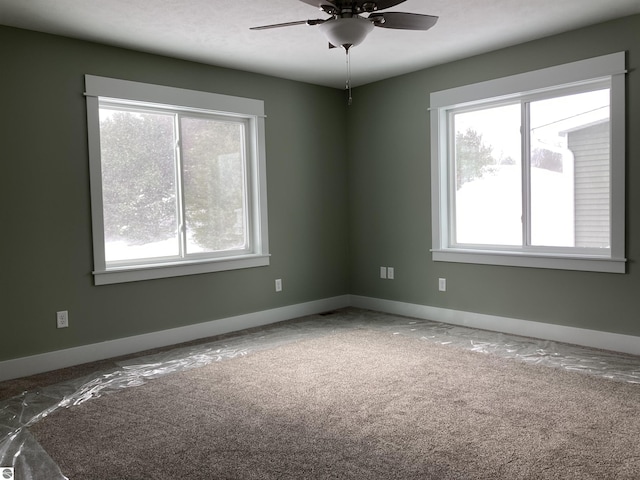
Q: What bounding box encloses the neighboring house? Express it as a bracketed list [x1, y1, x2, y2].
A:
[565, 120, 611, 249]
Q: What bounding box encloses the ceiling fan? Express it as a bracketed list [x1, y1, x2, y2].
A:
[250, 0, 438, 103]
[251, 0, 438, 50]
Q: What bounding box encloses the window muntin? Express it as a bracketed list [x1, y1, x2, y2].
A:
[430, 53, 626, 273]
[86, 76, 269, 284]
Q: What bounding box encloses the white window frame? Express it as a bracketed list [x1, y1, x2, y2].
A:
[85, 75, 269, 285]
[430, 52, 627, 274]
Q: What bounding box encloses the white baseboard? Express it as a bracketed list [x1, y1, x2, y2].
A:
[350, 295, 640, 356]
[2, 294, 637, 383]
[0, 295, 351, 383]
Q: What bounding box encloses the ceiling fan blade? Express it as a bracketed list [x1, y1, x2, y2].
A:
[369, 12, 438, 30]
[250, 19, 325, 30]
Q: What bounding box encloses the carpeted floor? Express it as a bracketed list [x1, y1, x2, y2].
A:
[30, 328, 640, 479]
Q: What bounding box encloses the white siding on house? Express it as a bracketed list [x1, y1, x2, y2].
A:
[568, 121, 610, 248]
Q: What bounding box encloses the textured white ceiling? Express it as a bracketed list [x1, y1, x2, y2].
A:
[2, 0, 639, 88]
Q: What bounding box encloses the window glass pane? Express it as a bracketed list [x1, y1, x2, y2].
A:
[99, 108, 179, 262]
[453, 104, 522, 245]
[529, 89, 610, 248]
[181, 117, 248, 254]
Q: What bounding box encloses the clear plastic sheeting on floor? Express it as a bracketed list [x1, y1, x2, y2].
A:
[1, 308, 638, 479]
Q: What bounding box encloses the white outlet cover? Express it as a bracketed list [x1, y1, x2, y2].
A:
[56, 310, 69, 328]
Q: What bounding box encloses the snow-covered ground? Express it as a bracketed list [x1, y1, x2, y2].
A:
[105, 234, 209, 262]
[455, 165, 574, 247]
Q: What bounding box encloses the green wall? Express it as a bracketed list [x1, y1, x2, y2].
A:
[348, 15, 640, 336]
[2, 14, 639, 364]
[1, 26, 350, 362]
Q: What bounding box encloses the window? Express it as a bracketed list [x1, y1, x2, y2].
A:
[430, 53, 626, 273]
[85, 76, 269, 284]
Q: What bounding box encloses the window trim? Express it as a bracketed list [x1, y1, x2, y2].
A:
[85, 75, 270, 285]
[429, 52, 626, 274]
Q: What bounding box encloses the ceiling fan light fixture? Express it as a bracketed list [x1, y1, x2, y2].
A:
[318, 17, 374, 49]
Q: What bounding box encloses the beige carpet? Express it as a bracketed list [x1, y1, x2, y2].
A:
[31, 329, 640, 479]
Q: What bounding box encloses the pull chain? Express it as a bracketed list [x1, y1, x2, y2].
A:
[345, 46, 353, 106]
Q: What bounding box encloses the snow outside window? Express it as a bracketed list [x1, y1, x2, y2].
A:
[430, 53, 626, 273]
[85, 76, 269, 285]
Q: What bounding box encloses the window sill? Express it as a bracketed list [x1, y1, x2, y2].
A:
[93, 254, 271, 285]
[431, 249, 626, 274]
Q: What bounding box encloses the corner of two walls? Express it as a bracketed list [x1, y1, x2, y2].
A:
[346, 14, 640, 339]
[4, 14, 640, 374]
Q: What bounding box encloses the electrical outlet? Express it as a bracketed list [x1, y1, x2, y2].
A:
[275, 278, 282, 292]
[56, 310, 69, 328]
[438, 278, 447, 292]
[380, 266, 387, 279]
[387, 267, 395, 280]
